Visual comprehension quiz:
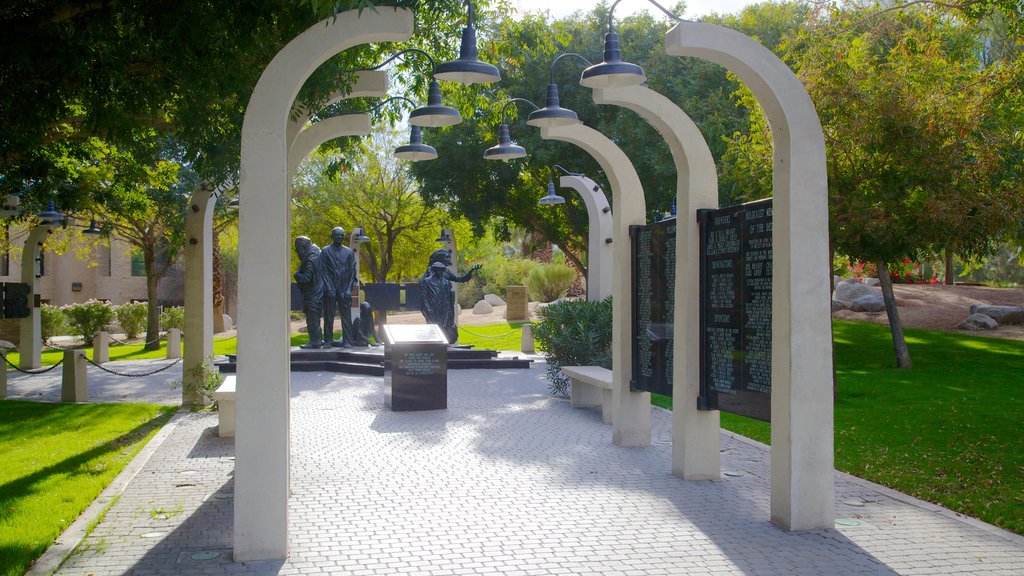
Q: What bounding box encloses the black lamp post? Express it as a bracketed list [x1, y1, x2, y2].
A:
[527, 53, 591, 128]
[483, 98, 540, 161]
[579, 0, 681, 89]
[340, 96, 443, 161]
[539, 165, 580, 206]
[37, 199, 64, 225]
[361, 49, 463, 128]
[433, 0, 502, 85]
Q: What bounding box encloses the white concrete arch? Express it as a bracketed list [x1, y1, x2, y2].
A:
[540, 123, 651, 448]
[665, 21, 834, 531]
[236, 8, 413, 560]
[19, 224, 58, 369]
[558, 174, 613, 301]
[287, 70, 389, 156]
[592, 84, 721, 481]
[288, 114, 371, 175]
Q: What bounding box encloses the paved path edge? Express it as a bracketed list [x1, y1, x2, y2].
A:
[25, 406, 190, 576]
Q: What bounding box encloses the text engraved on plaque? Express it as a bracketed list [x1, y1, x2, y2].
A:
[698, 198, 773, 422]
[630, 220, 676, 397]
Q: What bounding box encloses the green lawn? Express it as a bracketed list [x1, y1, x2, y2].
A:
[0, 401, 176, 576]
[653, 320, 1024, 535]
[287, 323, 528, 351]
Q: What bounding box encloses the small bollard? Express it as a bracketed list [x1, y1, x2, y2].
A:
[93, 331, 109, 364]
[166, 328, 181, 359]
[521, 323, 535, 354]
[61, 349, 88, 403]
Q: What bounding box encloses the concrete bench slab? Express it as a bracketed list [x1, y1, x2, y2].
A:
[561, 366, 613, 424]
[213, 375, 236, 438]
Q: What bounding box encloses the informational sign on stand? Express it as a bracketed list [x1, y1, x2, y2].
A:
[629, 219, 676, 397]
[697, 198, 773, 422]
[383, 324, 448, 412]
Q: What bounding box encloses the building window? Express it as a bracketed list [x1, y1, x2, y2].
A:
[130, 250, 145, 277]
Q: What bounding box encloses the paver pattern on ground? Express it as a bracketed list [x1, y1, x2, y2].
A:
[49, 363, 1024, 575]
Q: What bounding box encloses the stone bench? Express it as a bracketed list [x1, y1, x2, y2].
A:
[212, 375, 236, 438]
[561, 366, 613, 424]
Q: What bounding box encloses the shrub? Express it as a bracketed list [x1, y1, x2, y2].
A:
[525, 263, 577, 303]
[114, 301, 148, 339]
[62, 300, 115, 342]
[533, 297, 613, 396]
[456, 257, 539, 308]
[160, 306, 184, 332]
[40, 304, 67, 341]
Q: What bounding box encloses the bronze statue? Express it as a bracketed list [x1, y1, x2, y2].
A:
[351, 301, 379, 347]
[293, 236, 324, 349]
[321, 227, 358, 348]
[418, 254, 481, 344]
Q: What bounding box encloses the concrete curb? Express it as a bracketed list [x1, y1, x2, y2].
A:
[25, 407, 189, 575]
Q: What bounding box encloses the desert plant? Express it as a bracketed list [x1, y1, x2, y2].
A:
[533, 297, 613, 395]
[525, 263, 576, 303]
[40, 304, 67, 341]
[171, 356, 224, 407]
[61, 300, 115, 342]
[114, 301, 148, 339]
[160, 306, 184, 332]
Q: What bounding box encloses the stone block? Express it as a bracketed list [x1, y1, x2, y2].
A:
[505, 286, 529, 322]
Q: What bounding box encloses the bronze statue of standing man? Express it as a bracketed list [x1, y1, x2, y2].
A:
[293, 236, 325, 349]
[321, 226, 358, 347]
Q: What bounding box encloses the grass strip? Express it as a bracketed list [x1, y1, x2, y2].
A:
[0, 401, 175, 576]
[652, 319, 1024, 536]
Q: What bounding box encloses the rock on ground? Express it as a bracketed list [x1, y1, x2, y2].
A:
[969, 305, 1024, 325]
[472, 300, 494, 315]
[851, 293, 886, 312]
[958, 313, 998, 331]
[836, 281, 879, 303]
[484, 294, 506, 306]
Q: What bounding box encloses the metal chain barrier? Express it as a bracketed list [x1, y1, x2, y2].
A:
[43, 340, 82, 351]
[85, 356, 182, 377]
[0, 353, 65, 374]
[458, 326, 521, 339]
[107, 334, 163, 347]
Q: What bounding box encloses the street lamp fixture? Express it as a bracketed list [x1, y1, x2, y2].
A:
[82, 218, 103, 235]
[362, 49, 463, 127]
[436, 228, 452, 243]
[353, 226, 371, 243]
[394, 126, 438, 161]
[579, 0, 681, 89]
[37, 199, 64, 225]
[483, 98, 540, 161]
[527, 53, 591, 128]
[433, 0, 502, 85]
[539, 165, 575, 206]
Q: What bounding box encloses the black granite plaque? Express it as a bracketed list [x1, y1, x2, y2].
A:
[364, 283, 402, 312]
[697, 198, 772, 422]
[383, 324, 448, 411]
[2, 282, 31, 319]
[630, 218, 676, 397]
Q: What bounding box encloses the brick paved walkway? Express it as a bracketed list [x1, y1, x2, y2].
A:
[51, 364, 1024, 575]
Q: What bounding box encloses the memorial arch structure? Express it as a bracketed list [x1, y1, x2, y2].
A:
[234, 8, 414, 561]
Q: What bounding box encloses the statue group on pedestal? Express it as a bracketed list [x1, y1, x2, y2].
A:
[295, 238, 482, 347]
[294, 226, 369, 349]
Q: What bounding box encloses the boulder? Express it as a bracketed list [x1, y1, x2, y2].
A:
[472, 300, 494, 315]
[863, 277, 881, 286]
[958, 313, 998, 331]
[222, 314, 234, 331]
[0, 340, 16, 352]
[850, 293, 886, 312]
[831, 299, 846, 312]
[484, 293, 506, 306]
[969, 305, 1024, 325]
[835, 281, 878, 303]
[840, 277, 860, 285]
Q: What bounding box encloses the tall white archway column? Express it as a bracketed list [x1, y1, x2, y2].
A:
[592, 85, 721, 480]
[541, 124, 650, 447]
[666, 21, 834, 531]
[19, 224, 57, 369]
[558, 175, 613, 301]
[183, 185, 216, 405]
[236, 8, 413, 560]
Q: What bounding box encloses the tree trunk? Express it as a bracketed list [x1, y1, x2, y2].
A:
[212, 232, 225, 333]
[143, 247, 162, 351]
[944, 248, 955, 286]
[877, 259, 912, 368]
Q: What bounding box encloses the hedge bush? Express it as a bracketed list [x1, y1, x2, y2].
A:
[62, 300, 115, 342]
[458, 257, 539, 308]
[114, 302, 148, 339]
[525, 263, 576, 303]
[160, 306, 184, 332]
[532, 297, 613, 395]
[40, 304, 67, 341]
